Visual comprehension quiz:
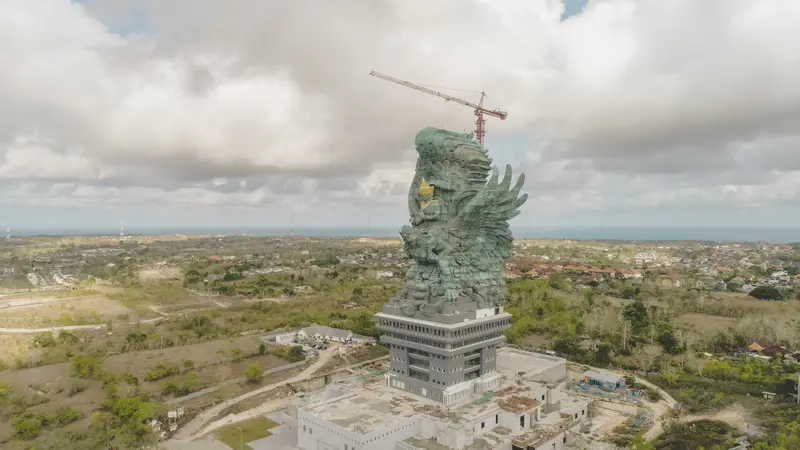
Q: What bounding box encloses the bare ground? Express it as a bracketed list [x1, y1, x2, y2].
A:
[677, 313, 739, 332]
[0, 294, 133, 328]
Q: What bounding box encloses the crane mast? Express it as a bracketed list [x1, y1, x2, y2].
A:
[369, 70, 507, 146]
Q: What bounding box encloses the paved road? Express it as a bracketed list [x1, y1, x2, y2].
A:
[171, 346, 339, 441]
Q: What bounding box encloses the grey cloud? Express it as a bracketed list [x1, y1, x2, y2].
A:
[2, 0, 800, 221]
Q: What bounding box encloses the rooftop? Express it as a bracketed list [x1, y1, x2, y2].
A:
[301, 347, 571, 435]
[583, 370, 624, 384]
[495, 347, 565, 377]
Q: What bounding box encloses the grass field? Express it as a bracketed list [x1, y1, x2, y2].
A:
[677, 313, 740, 332]
[215, 416, 279, 450]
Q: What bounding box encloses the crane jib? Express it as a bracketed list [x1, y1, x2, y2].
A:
[368, 70, 508, 144]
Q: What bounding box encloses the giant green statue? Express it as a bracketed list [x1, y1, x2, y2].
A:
[389, 127, 527, 318]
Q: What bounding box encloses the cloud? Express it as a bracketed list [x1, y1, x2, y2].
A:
[2, 0, 800, 227]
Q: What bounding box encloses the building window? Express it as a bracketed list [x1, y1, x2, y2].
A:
[309, 428, 312, 435]
[481, 422, 485, 429]
[303, 425, 306, 432]
[563, 436, 567, 443]
[520, 415, 525, 427]
[495, 414, 499, 424]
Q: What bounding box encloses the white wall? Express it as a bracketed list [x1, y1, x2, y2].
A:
[297, 409, 419, 450]
[275, 332, 296, 345]
[360, 416, 418, 450]
[528, 360, 567, 383]
[298, 409, 362, 450]
[475, 307, 503, 319]
[536, 431, 569, 450]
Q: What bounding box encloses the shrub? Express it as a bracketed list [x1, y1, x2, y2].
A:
[270, 345, 305, 363]
[68, 380, 88, 397]
[144, 360, 180, 381]
[13, 417, 41, 440]
[245, 363, 263, 383]
[55, 406, 83, 426]
[70, 354, 104, 380]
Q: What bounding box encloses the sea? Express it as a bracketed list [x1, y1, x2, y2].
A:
[8, 226, 800, 244]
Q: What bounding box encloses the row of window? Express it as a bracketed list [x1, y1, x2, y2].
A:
[377, 317, 510, 340]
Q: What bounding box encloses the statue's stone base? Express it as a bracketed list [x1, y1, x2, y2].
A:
[374, 304, 511, 404]
[381, 298, 487, 324]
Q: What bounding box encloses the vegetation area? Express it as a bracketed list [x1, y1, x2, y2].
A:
[214, 416, 279, 450]
[2, 235, 800, 448]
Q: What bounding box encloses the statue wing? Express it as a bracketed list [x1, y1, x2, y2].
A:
[456, 164, 527, 225]
[453, 165, 527, 253]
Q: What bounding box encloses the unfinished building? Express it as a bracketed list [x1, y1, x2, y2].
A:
[292, 347, 591, 450]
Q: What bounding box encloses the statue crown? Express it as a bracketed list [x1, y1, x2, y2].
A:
[418, 178, 434, 197]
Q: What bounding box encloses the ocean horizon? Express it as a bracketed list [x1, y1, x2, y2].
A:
[6, 226, 799, 244]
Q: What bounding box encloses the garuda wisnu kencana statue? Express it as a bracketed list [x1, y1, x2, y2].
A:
[389, 127, 527, 318]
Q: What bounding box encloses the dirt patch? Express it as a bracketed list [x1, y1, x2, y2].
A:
[707, 292, 800, 314]
[0, 295, 133, 328]
[677, 313, 739, 332]
[139, 267, 182, 282]
[0, 362, 105, 430]
[682, 403, 749, 428]
[0, 334, 35, 360]
[103, 335, 284, 378]
[518, 333, 552, 350]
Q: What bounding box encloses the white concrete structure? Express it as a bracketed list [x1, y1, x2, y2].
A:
[275, 332, 297, 345]
[297, 324, 354, 343]
[294, 347, 591, 450]
[268, 325, 376, 347]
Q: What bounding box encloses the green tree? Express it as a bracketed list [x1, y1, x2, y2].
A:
[245, 362, 263, 383]
[351, 312, 378, 337]
[594, 342, 613, 366]
[622, 300, 650, 333]
[184, 269, 203, 285]
[749, 286, 783, 300]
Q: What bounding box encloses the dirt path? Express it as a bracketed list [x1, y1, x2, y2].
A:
[0, 317, 164, 334]
[171, 345, 339, 441]
[636, 376, 678, 439]
[164, 361, 307, 405]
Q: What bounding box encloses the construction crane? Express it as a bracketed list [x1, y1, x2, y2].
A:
[369, 70, 507, 146]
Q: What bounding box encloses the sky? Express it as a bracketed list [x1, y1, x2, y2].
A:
[1, 0, 800, 231]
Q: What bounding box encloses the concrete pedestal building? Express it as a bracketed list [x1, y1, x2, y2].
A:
[376, 300, 511, 404]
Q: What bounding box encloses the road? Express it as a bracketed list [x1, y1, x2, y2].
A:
[171, 345, 339, 441]
[636, 376, 679, 439]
